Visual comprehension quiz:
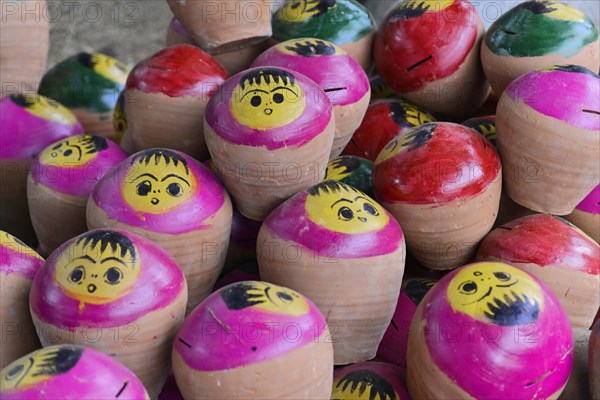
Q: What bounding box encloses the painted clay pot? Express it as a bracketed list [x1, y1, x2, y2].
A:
[166, 17, 195, 46]
[222, 208, 262, 274]
[407, 262, 573, 399]
[591, 319, 600, 400]
[323, 155, 373, 196]
[496, 65, 600, 215]
[29, 229, 187, 397]
[477, 214, 600, 329]
[461, 115, 496, 148]
[210, 41, 270, 75]
[257, 181, 406, 364]
[119, 45, 229, 161]
[0, 94, 83, 245]
[204, 66, 335, 220]
[272, 0, 376, 70]
[566, 184, 600, 243]
[0, 0, 48, 94]
[482, 0, 599, 96]
[166, 0, 272, 53]
[373, 122, 502, 270]
[342, 98, 436, 161]
[252, 38, 370, 158]
[87, 148, 233, 313]
[376, 277, 437, 370]
[0, 345, 149, 399]
[38, 52, 130, 139]
[0, 231, 44, 369]
[172, 281, 334, 399]
[332, 362, 410, 399]
[27, 135, 127, 256]
[374, 0, 489, 118]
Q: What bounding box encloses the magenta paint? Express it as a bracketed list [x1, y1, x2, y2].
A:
[173, 281, 327, 371]
[332, 361, 410, 399]
[575, 184, 599, 215]
[158, 373, 183, 400]
[0, 232, 44, 279]
[170, 17, 191, 40]
[30, 229, 186, 329]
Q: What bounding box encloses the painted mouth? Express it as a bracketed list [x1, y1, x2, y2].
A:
[151, 198, 159, 205]
[51, 152, 58, 157]
[475, 286, 492, 303]
[87, 284, 97, 293]
[358, 217, 367, 222]
[264, 108, 273, 115]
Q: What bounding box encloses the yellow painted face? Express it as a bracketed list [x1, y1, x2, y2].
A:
[375, 124, 436, 165]
[324, 158, 353, 181]
[447, 263, 544, 326]
[221, 281, 310, 317]
[0, 346, 82, 391]
[230, 69, 306, 130]
[39, 135, 107, 166]
[90, 53, 129, 84]
[113, 92, 128, 144]
[278, 0, 337, 23]
[122, 151, 196, 214]
[277, 38, 345, 56]
[13, 94, 77, 126]
[54, 233, 140, 311]
[305, 182, 389, 234]
[400, 101, 435, 127]
[0, 231, 43, 261]
[539, 0, 586, 21]
[332, 370, 398, 400]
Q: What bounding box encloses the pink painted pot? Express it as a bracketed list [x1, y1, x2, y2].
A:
[566, 184, 600, 243]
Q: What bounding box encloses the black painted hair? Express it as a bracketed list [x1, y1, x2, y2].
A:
[545, 64, 598, 77]
[76, 230, 136, 261]
[285, 39, 336, 57]
[334, 370, 396, 400]
[389, 101, 416, 128]
[77, 135, 108, 154]
[239, 68, 296, 90]
[221, 282, 268, 310]
[390, 1, 430, 19]
[402, 123, 436, 152]
[129, 149, 190, 175]
[307, 180, 361, 197]
[404, 278, 437, 305]
[328, 157, 361, 176]
[9, 93, 34, 108]
[306, 0, 336, 17]
[520, 0, 556, 14]
[32, 346, 83, 376]
[77, 52, 95, 68]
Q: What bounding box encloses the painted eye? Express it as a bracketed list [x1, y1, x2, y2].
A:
[136, 180, 152, 196]
[63, 149, 73, 157]
[338, 206, 354, 221]
[363, 203, 379, 216]
[69, 266, 85, 283]
[52, 143, 63, 150]
[494, 272, 511, 281]
[273, 93, 284, 104]
[104, 267, 122, 285]
[250, 96, 262, 107]
[166, 182, 182, 197]
[276, 291, 294, 303]
[459, 281, 477, 294]
[6, 364, 24, 380]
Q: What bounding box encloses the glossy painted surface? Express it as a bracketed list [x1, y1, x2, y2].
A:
[332, 361, 410, 399]
[324, 155, 373, 196]
[342, 99, 435, 161]
[31, 135, 127, 197]
[264, 181, 403, 258]
[0, 231, 44, 279]
[576, 184, 599, 214]
[251, 39, 369, 106]
[461, 115, 496, 148]
[91, 149, 227, 234]
[374, 0, 479, 93]
[272, 0, 375, 44]
[126, 45, 228, 98]
[420, 262, 573, 398]
[205, 67, 332, 150]
[485, 0, 598, 58]
[39, 52, 129, 113]
[505, 65, 600, 131]
[373, 122, 501, 204]
[0, 94, 84, 159]
[0, 345, 148, 399]
[30, 229, 185, 328]
[477, 214, 600, 275]
[173, 281, 326, 371]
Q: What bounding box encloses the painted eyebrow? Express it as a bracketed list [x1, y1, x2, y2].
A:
[331, 198, 353, 208]
[240, 89, 269, 101]
[161, 174, 190, 186]
[131, 173, 158, 182]
[100, 257, 127, 266]
[354, 196, 373, 203]
[271, 86, 297, 96]
[73, 255, 96, 264]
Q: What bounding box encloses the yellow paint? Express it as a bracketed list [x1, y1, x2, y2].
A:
[39, 135, 102, 166]
[400, 101, 435, 127]
[542, 1, 585, 21]
[276, 38, 345, 56]
[324, 158, 352, 182]
[331, 371, 399, 400]
[20, 94, 77, 126]
[90, 53, 129, 84]
[398, 0, 455, 14]
[0, 231, 43, 261]
[241, 282, 309, 316]
[374, 136, 406, 165]
[277, 0, 337, 22]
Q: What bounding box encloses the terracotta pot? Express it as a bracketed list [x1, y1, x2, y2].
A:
[477, 214, 600, 329]
[342, 98, 436, 161]
[221, 208, 262, 275]
[481, 0, 599, 96]
[29, 229, 187, 398]
[591, 320, 600, 400]
[332, 361, 410, 399]
[496, 65, 600, 215]
[324, 155, 373, 197]
[252, 38, 370, 158]
[0, 0, 49, 95]
[39, 52, 130, 140]
[166, 0, 272, 53]
[257, 181, 406, 364]
[119, 45, 229, 161]
[27, 135, 127, 256]
[566, 184, 600, 244]
[166, 17, 195, 46]
[374, 0, 489, 118]
[0, 232, 44, 369]
[0, 345, 149, 399]
[461, 115, 496, 148]
[172, 281, 334, 399]
[373, 122, 502, 270]
[204, 66, 335, 220]
[87, 148, 232, 313]
[0, 94, 83, 245]
[407, 262, 573, 399]
[272, 0, 376, 70]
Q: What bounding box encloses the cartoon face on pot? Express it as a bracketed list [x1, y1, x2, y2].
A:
[38, 135, 108, 166]
[391, 0, 454, 18]
[77, 52, 129, 84]
[230, 68, 306, 130]
[278, 0, 337, 23]
[331, 369, 398, 400]
[279, 38, 342, 56]
[220, 281, 309, 317]
[122, 149, 197, 214]
[54, 230, 140, 310]
[9, 93, 77, 126]
[447, 264, 544, 326]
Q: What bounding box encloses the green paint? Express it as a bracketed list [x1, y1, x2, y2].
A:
[486, 3, 598, 58]
[39, 54, 126, 113]
[273, 0, 375, 45]
[326, 156, 374, 196]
